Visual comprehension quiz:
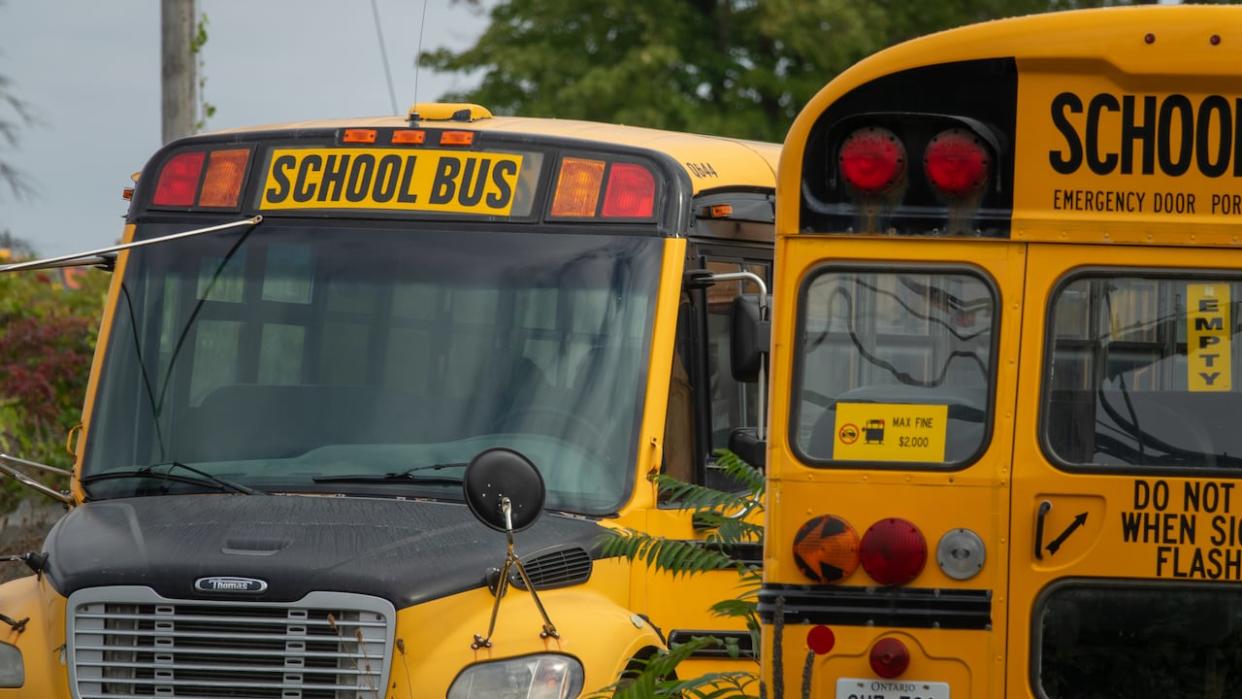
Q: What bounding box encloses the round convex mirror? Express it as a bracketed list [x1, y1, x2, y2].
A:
[462, 448, 546, 533]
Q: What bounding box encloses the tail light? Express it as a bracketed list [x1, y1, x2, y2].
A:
[807, 625, 836, 655]
[152, 151, 206, 207]
[793, 515, 860, 584]
[859, 518, 927, 586]
[924, 129, 990, 198]
[838, 127, 905, 193]
[869, 637, 910, 678]
[601, 163, 655, 218]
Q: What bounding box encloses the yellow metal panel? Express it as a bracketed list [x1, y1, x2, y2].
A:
[0, 577, 70, 699]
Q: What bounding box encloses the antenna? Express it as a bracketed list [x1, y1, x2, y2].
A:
[369, 0, 399, 114]
[412, 0, 429, 108]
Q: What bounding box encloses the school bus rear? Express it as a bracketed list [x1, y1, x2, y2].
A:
[764, 6, 1242, 698]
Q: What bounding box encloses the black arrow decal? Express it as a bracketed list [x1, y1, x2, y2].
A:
[1046, 512, 1088, 556]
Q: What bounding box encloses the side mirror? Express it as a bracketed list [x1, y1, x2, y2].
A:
[730, 294, 771, 383]
[462, 447, 546, 533]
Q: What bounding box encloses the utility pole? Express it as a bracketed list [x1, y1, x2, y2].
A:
[161, 0, 197, 145]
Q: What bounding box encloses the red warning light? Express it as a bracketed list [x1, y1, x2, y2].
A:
[924, 129, 990, 198]
[838, 127, 905, 194]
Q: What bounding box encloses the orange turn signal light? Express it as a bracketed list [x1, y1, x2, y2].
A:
[708, 204, 733, 218]
[199, 148, 251, 208]
[439, 130, 475, 146]
[391, 129, 426, 145]
[342, 129, 378, 144]
[550, 157, 605, 217]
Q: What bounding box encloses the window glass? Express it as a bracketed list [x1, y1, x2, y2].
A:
[704, 259, 764, 452]
[1045, 275, 1242, 469]
[794, 268, 995, 466]
[1039, 584, 1242, 697]
[86, 224, 662, 516]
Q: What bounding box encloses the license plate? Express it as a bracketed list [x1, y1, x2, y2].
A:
[836, 677, 950, 699]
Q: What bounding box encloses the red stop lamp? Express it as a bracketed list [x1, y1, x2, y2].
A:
[807, 625, 835, 656]
[924, 129, 990, 198]
[152, 151, 206, 207]
[859, 518, 927, 586]
[869, 637, 910, 678]
[601, 163, 656, 218]
[838, 127, 905, 194]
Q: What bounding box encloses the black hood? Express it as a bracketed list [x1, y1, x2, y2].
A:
[43, 494, 605, 609]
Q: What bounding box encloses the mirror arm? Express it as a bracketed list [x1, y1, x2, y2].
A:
[0, 459, 73, 505]
[693, 270, 770, 442]
[0, 216, 262, 274]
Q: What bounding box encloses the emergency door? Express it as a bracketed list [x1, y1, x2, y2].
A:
[1008, 244, 1242, 698]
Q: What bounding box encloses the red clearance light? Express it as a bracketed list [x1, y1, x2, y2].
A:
[152, 151, 206, 207]
[924, 129, 990, 198]
[342, 129, 377, 144]
[391, 129, 426, 145]
[199, 148, 250, 208]
[601, 163, 655, 218]
[869, 638, 910, 678]
[439, 130, 475, 146]
[839, 127, 905, 193]
[550, 157, 605, 217]
[859, 518, 927, 586]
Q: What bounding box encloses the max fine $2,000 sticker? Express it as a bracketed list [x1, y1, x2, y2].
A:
[833, 403, 949, 463]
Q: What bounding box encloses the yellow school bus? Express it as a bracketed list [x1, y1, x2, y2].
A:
[0, 104, 778, 697]
[763, 6, 1242, 698]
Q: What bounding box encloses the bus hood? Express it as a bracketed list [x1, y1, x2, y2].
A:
[41, 494, 605, 609]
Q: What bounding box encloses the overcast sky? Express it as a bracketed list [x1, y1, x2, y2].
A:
[1, 1, 486, 256]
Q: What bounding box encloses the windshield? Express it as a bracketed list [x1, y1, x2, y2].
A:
[84, 221, 663, 515]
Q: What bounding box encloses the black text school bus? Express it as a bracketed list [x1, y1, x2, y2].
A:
[0, 103, 778, 698]
[761, 6, 1242, 699]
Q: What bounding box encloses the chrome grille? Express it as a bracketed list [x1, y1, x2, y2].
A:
[69, 587, 394, 699]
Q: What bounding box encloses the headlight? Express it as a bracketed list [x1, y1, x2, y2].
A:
[447, 653, 584, 699]
[0, 643, 23, 688]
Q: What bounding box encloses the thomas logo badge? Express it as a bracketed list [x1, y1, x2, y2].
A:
[194, 576, 268, 594]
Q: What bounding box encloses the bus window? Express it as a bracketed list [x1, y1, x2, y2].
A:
[1045, 274, 1242, 470]
[1038, 582, 1242, 697]
[794, 268, 995, 467]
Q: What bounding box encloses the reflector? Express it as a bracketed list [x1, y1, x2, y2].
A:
[550, 157, 605, 217]
[439, 131, 475, 146]
[601, 163, 655, 218]
[839, 127, 905, 193]
[199, 149, 251, 208]
[859, 518, 927, 586]
[924, 129, 990, 198]
[152, 151, 206, 207]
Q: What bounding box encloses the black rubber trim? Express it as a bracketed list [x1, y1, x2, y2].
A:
[758, 583, 992, 630]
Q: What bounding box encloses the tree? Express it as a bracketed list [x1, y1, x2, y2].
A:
[422, 0, 1147, 143]
[0, 0, 33, 200]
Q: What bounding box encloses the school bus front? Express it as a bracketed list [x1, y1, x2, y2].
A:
[764, 6, 1242, 698]
[0, 108, 780, 697]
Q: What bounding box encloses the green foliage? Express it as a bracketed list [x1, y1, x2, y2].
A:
[424, 0, 1149, 142]
[0, 258, 109, 512]
[589, 636, 761, 698]
[595, 450, 764, 696]
[193, 12, 216, 132]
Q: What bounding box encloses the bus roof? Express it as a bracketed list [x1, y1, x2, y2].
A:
[781, 5, 1242, 246]
[209, 112, 780, 196]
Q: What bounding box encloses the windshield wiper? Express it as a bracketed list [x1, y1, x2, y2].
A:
[81, 462, 263, 495]
[312, 462, 468, 485]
